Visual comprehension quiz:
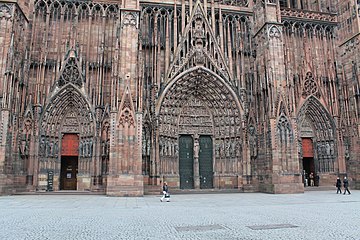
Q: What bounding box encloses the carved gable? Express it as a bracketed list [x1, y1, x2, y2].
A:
[58, 51, 83, 88]
[118, 85, 136, 127]
[166, 0, 231, 84]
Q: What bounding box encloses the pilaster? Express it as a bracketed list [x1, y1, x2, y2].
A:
[106, 1, 143, 196]
[254, 0, 303, 193]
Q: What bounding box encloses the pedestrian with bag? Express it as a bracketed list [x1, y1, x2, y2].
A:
[160, 181, 170, 202]
[336, 177, 342, 194]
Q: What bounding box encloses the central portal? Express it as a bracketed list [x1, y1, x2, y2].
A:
[156, 67, 243, 191]
[179, 135, 213, 189]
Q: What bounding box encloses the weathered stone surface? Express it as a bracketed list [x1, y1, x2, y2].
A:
[0, 0, 359, 195]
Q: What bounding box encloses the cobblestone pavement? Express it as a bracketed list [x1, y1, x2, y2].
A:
[0, 190, 359, 240]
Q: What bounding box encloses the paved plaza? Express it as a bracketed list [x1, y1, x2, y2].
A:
[0, 190, 359, 240]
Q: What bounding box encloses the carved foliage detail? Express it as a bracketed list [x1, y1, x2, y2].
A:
[0, 3, 13, 19]
[122, 12, 138, 29]
[268, 25, 281, 39]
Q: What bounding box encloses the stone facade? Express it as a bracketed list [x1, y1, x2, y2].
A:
[0, 0, 359, 196]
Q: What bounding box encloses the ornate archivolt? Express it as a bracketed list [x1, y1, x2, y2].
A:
[297, 96, 336, 173]
[156, 67, 245, 176]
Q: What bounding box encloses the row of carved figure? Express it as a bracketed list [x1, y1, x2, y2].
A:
[39, 138, 94, 157]
[215, 138, 243, 158]
[159, 137, 179, 157]
[39, 138, 59, 157]
[157, 136, 259, 159]
[78, 140, 93, 157]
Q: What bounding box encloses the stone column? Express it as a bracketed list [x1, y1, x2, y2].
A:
[193, 135, 200, 189]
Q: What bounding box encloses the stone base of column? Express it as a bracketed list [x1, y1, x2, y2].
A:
[213, 174, 239, 189]
[0, 174, 13, 195]
[77, 175, 92, 191]
[258, 173, 304, 193]
[272, 183, 304, 194]
[106, 174, 144, 197]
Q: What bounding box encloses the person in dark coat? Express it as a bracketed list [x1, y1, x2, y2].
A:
[343, 177, 351, 195]
[336, 177, 342, 194]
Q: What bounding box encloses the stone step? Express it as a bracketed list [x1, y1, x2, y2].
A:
[13, 190, 105, 195]
[304, 186, 336, 191]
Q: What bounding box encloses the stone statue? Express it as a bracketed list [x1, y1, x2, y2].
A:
[194, 138, 199, 158]
[53, 140, 59, 157]
[89, 140, 93, 157]
[79, 141, 83, 157]
[39, 138, 45, 156]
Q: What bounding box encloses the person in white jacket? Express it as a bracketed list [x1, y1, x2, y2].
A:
[160, 182, 170, 202]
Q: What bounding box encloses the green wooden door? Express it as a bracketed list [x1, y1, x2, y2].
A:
[179, 135, 194, 189]
[199, 135, 213, 189]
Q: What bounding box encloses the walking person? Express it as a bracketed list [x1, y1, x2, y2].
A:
[160, 181, 170, 202]
[343, 177, 351, 195]
[336, 177, 342, 194]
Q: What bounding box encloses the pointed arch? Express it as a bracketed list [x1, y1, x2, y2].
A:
[118, 85, 136, 127]
[156, 66, 244, 116]
[155, 66, 245, 188]
[91, 3, 105, 17]
[298, 96, 336, 140]
[41, 84, 95, 137]
[297, 96, 337, 173]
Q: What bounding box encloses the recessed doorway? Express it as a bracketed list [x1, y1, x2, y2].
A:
[60, 134, 79, 190]
[60, 156, 78, 190]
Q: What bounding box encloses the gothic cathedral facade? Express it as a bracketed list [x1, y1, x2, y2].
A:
[0, 0, 359, 196]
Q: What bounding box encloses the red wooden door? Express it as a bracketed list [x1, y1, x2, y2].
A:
[302, 138, 314, 158]
[61, 134, 79, 156]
